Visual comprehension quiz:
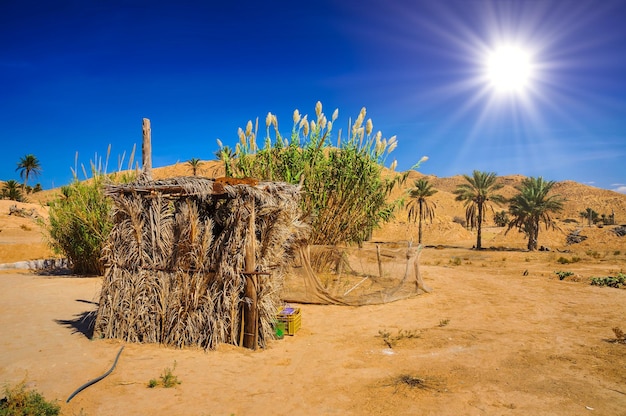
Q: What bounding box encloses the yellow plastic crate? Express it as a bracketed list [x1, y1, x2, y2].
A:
[276, 306, 301, 335]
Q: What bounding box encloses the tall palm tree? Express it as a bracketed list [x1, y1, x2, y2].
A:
[406, 178, 438, 244]
[506, 176, 564, 251]
[453, 170, 506, 249]
[16, 154, 42, 191]
[187, 158, 203, 176]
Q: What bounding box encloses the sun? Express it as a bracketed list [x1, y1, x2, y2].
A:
[485, 45, 534, 94]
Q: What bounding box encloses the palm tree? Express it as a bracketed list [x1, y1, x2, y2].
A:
[579, 208, 598, 226]
[506, 176, 564, 251]
[16, 154, 42, 191]
[2, 180, 25, 202]
[215, 146, 235, 177]
[187, 158, 203, 176]
[406, 178, 438, 244]
[453, 170, 506, 249]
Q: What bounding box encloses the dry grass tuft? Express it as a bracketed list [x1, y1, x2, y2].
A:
[611, 327, 626, 344]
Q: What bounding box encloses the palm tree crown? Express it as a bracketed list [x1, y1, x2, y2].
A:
[453, 170, 506, 249]
[2, 179, 25, 202]
[16, 154, 42, 190]
[406, 178, 438, 244]
[187, 158, 203, 176]
[506, 176, 564, 250]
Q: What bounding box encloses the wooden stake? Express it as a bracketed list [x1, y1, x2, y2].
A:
[243, 199, 258, 349]
[376, 244, 383, 278]
[142, 118, 152, 179]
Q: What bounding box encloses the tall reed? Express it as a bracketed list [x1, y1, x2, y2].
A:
[217, 102, 413, 245]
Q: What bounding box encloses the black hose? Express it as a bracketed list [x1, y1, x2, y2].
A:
[66, 346, 125, 403]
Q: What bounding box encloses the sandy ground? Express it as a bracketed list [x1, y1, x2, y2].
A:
[1, 244, 625, 415]
[1, 185, 626, 415]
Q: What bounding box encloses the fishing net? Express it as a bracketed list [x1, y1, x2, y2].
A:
[282, 242, 430, 306]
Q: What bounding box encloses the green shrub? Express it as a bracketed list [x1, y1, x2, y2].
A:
[45, 175, 112, 275]
[493, 210, 509, 227]
[220, 103, 418, 245]
[590, 273, 626, 288]
[554, 270, 574, 280]
[44, 147, 138, 275]
[148, 362, 181, 388]
[0, 381, 60, 416]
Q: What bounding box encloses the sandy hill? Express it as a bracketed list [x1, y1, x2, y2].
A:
[148, 162, 626, 251]
[1, 160, 625, 262]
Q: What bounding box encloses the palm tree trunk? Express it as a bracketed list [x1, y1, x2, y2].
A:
[527, 221, 538, 250]
[418, 200, 424, 244]
[476, 202, 483, 249]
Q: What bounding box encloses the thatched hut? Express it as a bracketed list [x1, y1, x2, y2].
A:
[94, 176, 309, 350]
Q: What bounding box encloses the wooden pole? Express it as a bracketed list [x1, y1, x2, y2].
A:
[376, 244, 383, 278]
[243, 199, 258, 349]
[142, 118, 152, 179]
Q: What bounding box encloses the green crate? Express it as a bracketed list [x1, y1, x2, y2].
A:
[276, 306, 301, 335]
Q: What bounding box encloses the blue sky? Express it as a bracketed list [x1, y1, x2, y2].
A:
[1, 0, 625, 193]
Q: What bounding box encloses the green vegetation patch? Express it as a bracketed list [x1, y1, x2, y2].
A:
[590, 273, 626, 288]
[0, 381, 60, 416]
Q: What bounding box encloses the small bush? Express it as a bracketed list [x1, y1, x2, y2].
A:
[395, 374, 429, 389]
[557, 256, 580, 264]
[554, 270, 574, 280]
[148, 362, 181, 388]
[377, 328, 420, 348]
[590, 273, 626, 288]
[438, 318, 450, 327]
[19, 224, 32, 231]
[449, 257, 462, 266]
[586, 250, 602, 259]
[493, 210, 509, 227]
[0, 381, 60, 416]
[614, 250, 621, 256]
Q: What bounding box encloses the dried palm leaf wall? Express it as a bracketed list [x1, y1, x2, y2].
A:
[94, 176, 308, 349]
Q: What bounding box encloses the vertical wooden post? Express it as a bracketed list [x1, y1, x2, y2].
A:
[376, 244, 383, 278]
[142, 118, 152, 179]
[243, 199, 258, 349]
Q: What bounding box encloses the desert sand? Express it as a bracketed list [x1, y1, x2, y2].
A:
[1, 170, 625, 415]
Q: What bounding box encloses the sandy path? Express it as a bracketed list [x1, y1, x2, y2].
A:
[1, 247, 625, 415]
